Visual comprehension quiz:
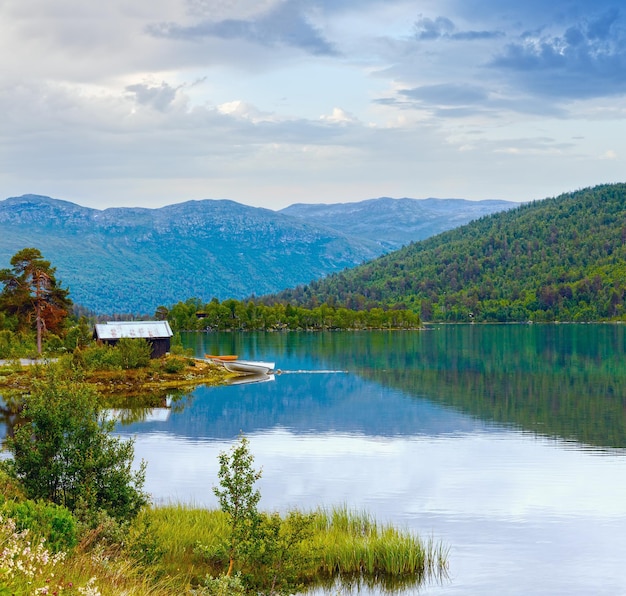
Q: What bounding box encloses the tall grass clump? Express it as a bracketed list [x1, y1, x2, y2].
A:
[310, 506, 446, 579]
[143, 504, 448, 593]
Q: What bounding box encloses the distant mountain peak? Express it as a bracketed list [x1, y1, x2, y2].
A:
[0, 193, 517, 313]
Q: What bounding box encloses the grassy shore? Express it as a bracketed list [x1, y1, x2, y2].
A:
[0, 354, 232, 399]
[0, 503, 447, 595]
[0, 351, 448, 594]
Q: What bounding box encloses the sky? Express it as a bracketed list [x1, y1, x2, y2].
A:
[1, 0, 626, 210]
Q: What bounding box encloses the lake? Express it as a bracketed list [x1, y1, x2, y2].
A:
[15, 324, 626, 594]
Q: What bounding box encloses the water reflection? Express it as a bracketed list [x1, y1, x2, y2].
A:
[180, 325, 626, 449]
[119, 373, 485, 440]
[4, 326, 626, 594]
[124, 424, 626, 595]
[226, 373, 275, 386]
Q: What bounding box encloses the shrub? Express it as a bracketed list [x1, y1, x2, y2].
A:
[0, 514, 67, 593]
[117, 338, 152, 369]
[79, 343, 123, 370]
[195, 573, 246, 596]
[0, 329, 14, 358]
[6, 365, 148, 521]
[161, 356, 187, 374]
[43, 333, 65, 354]
[0, 499, 78, 553]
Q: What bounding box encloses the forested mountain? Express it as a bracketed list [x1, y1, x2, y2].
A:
[0, 194, 513, 314]
[280, 197, 517, 251]
[264, 184, 626, 322]
[0, 195, 382, 314]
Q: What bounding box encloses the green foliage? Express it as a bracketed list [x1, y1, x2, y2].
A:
[157, 503, 447, 594]
[77, 343, 123, 370]
[213, 434, 262, 576]
[267, 183, 626, 322]
[170, 331, 194, 356]
[251, 510, 318, 595]
[161, 355, 188, 374]
[43, 332, 64, 353]
[6, 365, 148, 520]
[116, 337, 152, 369]
[0, 329, 14, 358]
[0, 329, 37, 359]
[124, 512, 166, 566]
[64, 315, 94, 351]
[196, 573, 246, 596]
[0, 498, 78, 553]
[73, 338, 151, 371]
[0, 247, 72, 338]
[0, 514, 69, 595]
[0, 462, 25, 501]
[167, 298, 420, 331]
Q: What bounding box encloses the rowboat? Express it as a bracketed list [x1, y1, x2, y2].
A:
[222, 359, 275, 376]
[206, 354, 275, 376]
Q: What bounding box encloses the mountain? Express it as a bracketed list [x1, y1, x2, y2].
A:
[0, 195, 382, 314]
[0, 194, 515, 314]
[280, 197, 517, 251]
[266, 183, 626, 323]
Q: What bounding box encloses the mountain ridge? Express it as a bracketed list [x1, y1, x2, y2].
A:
[0, 193, 516, 314]
[266, 183, 626, 322]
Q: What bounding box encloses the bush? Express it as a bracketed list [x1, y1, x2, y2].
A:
[0, 329, 14, 358]
[79, 343, 123, 370]
[161, 356, 188, 374]
[0, 461, 25, 500]
[0, 514, 68, 594]
[0, 498, 78, 553]
[76, 339, 151, 370]
[117, 338, 152, 369]
[6, 365, 148, 521]
[195, 573, 246, 596]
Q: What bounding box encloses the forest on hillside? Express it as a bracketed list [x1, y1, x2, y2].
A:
[261, 184, 626, 323]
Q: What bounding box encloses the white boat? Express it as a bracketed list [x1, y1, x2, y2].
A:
[222, 359, 275, 376]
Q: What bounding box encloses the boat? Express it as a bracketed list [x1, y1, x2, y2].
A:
[206, 354, 275, 376]
[222, 359, 275, 376]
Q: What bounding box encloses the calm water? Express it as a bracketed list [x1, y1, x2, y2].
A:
[8, 325, 626, 594]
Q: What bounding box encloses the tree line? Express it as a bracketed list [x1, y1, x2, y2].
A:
[263, 184, 626, 323]
[160, 297, 421, 333]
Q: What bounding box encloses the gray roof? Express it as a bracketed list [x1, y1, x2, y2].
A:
[94, 321, 173, 341]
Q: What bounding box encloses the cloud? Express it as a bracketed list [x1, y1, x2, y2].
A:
[400, 83, 489, 106]
[126, 82, 183, 112]
[490, 7, 626, 99]
[414, 15, 503, 41]
[320, 107, 358, 124]
[149, 0, 338, 56]
[1, 0, 626, 209]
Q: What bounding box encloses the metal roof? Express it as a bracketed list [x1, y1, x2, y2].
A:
[93, 321, 173, 341]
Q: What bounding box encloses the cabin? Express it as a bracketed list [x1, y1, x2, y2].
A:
[93, 321, 174, 358]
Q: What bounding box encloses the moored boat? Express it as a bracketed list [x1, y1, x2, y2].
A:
[206, 354, 275, 376]
[222, 359, 275, 376]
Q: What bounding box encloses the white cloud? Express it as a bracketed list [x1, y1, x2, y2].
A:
[320, 107, 358, 124]
[1, 0, 625, 209]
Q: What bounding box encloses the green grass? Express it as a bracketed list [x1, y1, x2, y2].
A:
[0, 499, 447, 595]
[144, 503, 448, 592]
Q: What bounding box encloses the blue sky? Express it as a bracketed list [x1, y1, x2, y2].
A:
[1, 0, 625, 209]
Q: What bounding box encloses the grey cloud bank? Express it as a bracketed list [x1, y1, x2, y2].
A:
[0, 0, 624, 210]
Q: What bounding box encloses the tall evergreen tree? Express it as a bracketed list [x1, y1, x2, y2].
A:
[0, 247, 72, 352]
